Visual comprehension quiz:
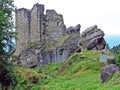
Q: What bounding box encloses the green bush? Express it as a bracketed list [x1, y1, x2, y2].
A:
[0, 60, 17, 89]
[115, 51, 120, 67]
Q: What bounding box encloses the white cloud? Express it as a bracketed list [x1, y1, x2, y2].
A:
[14, 0, 120, 35]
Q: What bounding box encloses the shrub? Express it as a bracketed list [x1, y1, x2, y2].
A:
[0, 60, 17, 89]
[115, 51, 120, 67]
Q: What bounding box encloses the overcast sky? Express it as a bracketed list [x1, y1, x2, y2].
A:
[14, 0, 120, 35]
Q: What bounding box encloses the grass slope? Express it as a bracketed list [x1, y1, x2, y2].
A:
[12, 50, 120, 90]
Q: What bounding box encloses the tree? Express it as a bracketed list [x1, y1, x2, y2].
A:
[0, 0, 17, 89]
[111, 44, 120, 67]
[115, 50, 120, 67]
[0, 0, 15, 56]
[106, 43, 110, 50]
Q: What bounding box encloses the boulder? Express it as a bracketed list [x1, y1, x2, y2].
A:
[102, 49, 110, 54]
[87, 38, 98, 50]
[19, 48, 38, 68]
[107, 57, 115, 64]
[65, 24, 81, 35]
[99, 55, 108, 63]
[101, 64, 119, 83]
[99, 55, 115, 64]
[80, 25, 106, 50]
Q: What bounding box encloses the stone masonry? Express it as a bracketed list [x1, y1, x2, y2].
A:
[15, 8, 31, 55]
[30, 4, 44, 43]
[15, 3, 66, 55]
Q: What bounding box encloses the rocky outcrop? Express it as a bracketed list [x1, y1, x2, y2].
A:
[65, 24, 80, 35]
[15, 3, 82, 67]
[17, 32, 80, 67]
[15, 4, 106, 67]
[19, 48, 38, 68]
[80, 25, 106, 50]
[107, 57, 115, 64]
[101, 64, 119, 83]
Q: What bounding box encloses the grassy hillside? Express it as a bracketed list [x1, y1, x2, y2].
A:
[11, 50, 120, 90]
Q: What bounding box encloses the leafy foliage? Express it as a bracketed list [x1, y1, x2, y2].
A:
[0, 0, 15, 55]
[115, 51, 120, 67]
[106, 43, 110, 50]
[0, 60, 17, 89]
[111, 44, 120, 55]
[111, 44, 120, 67]
[0, 0, 17, 89]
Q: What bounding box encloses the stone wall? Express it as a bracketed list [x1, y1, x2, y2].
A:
[15, 8, 31, 55]
[15, 3, 66, 55]
[30, 4, 44, 43]
[45, 9, 66, 44]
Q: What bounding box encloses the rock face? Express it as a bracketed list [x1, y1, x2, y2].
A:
[17, 32, 80, 67]
[101, 64, 119, 83]
[19, 48, 38, 68]
[80, 25, 106, 50]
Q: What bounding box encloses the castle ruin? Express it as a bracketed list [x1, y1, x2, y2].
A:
[15, 3, 105, 67]
[15, 3, 66, 55]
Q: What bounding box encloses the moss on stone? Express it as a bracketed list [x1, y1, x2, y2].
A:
[45, 35, 69, 50]
[26, 41, 40, 48]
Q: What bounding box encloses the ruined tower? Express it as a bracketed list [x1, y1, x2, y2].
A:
[15, 8, 31, 55]
[15, 3, 82, 67]
[15, 3, 66, 55]
[45, 10, 66, 44]
[30, 4, 44, 43]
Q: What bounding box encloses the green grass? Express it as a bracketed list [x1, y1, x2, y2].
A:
[11, 50, 120, 90]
